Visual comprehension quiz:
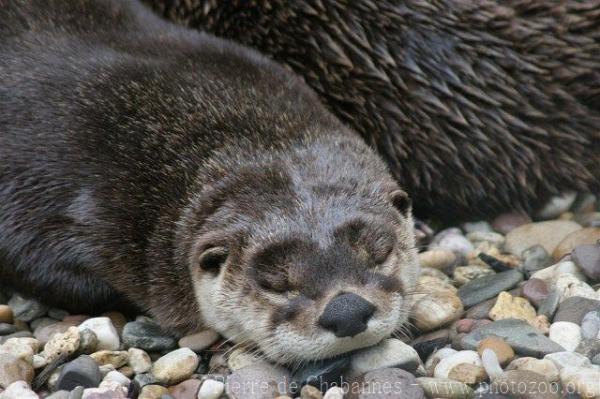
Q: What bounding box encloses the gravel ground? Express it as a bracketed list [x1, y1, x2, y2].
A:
[0, 192, 599, 399]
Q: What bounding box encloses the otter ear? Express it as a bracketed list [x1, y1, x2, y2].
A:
[198, 246, 229, 272]
[389, 189, 411, 214]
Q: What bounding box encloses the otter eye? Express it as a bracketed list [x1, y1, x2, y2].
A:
[390, 189, 411, 214]
[198, 246, 228, 272]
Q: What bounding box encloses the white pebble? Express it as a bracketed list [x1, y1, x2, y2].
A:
[127, 347, 151, 374]
[544, 351, 591, 370]
[581, 311, 600, 340]
[152, 348, 199, 385]
[554, 273, 598, 302]
[425, 347, 457, 371]
[481, 349, 503, 380]
[549, 321, 582, 352]
[323, 386, 345, 399]
[531, 261, 586, 283]
[434, 350, 482, 379]
[198, 379, 225, 399]
[0, 381, 38, 399]
[78, 317, 119, 350]
[102, 370, 130, 386]
[560, 366, 600, 398]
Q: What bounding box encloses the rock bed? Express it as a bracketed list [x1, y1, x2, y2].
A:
[0, 193, 599, 399]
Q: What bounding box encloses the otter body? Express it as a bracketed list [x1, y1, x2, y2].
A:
[149, 0, 600, 219]
[0, 0, 418, 361]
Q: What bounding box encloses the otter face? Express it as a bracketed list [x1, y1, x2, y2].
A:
[185, 166, 418, 363]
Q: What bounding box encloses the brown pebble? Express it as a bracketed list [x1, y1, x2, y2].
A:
[178, 329, 220, 352]
[0, 305, 13, 324]
[478, 336, 514, 366]
[118, 366, 134, 378]
[455, 319, 475, 334]
[62, 314, 89, 325]
[139, 384, 169, 399]
[102, 311, 127, 334]
[169, 378, 201, 399]
[301, 384, 323, 399]
[521, 278, 549, 307]
[447, 363, 487, 384]
[492, 212, 531, 235]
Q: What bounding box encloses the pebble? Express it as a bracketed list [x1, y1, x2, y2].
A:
[168, 378, 200, 399]
[581, 311, 600, 339]
[572, 243, 600, 281]
[46, 390, 71, 399]
[0, 323, 16, 335]
[530, 260, 586, 283]
[452, 265, 495, 286]
[291, 356, 349, 392]
[78, 318, 119, 351]
[488, 291, 537, 325]
[0, 353, 34, 388]
[90, 351, 129, 368]
[492, 213, 531, 234]
[457, 269, 523, 308]
[8, 295, 48, 322]
[576, 338, 600, 359]
[151, 348, 198, 385]
[122, 321, 177, 352]
[447, 363, 487, 385]
[553, 228, 600, 261]
[430, 228, 474, 256]
[177, 329, 220, 352]
[35, 322, 76, 345]
[463, 221, 493, 233]
[491, 370, 558, 399]
[559, 366, 600, 399]
[101, 370, 130, 387]
[468, 231, 506, 247]
[549, 321, 582, 352]
[506, 357, 559, 382]
[82, 386, 126, 398]
[139, 385, 169, 399]
[411, 329, 450, 360]
[0, 380, 38, 399]
[521, 278, 549, 308]
[78, 328, 99, 355]
[504, 220, 581, 256]
[56, 355, 102, 391]
[226, 364, 290, 399]
[521, 245, 552, 275]
[412, 291, 463, 331]
[544, 351, 591, 370]
[418, 250, 457, 270]
[300, 385, 322, 399]
[227, 349, 267, 371]
[33, 354, 47, 368]
[127, 348, 151, 374]
[322, 387, 344, 399]
[433, 350, 482, 379]
[0, 337, 39, 364]
[537, 289, 561, 318]
[554, 273, 598, 302]
[44, 326, 80, 362]
[0, 306, 13, 324]
[350, 338, 421, 376]
[349, 368, 424, 399]
[416, 377, 472, 399]
[198, 379, 224, 399]
[461, 319, 565, 357]
[554, 296, 600, 324]
[477, 337, 514, 366]
[537, 193, 577, 220]
[424, 347, 457, 372]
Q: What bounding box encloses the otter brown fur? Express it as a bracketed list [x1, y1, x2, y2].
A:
[0, 0, 419, 361]
[147, 0, 600, 220]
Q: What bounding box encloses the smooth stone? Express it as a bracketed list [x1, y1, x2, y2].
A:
[0, 323, 16, 336]
[466, 231, 505, 247]
[81, 386, 126, 398]
[411, 329, 450, 361]
[78, 318, 119, 351]
[477, 337, 514, 366]
[447, 363, 487, 385]
[133, 373, 159, 389]
[522, 245, 552, 276]
[33, 354, 47, 368]
[491, 213, 531, 235]
[453, 265, 495, 286]
[592, 353, 600, 365]
[8, 295, 48, 322]
[56, 355, 102, 391]
[35, 322, 77, 345]
[168, 378, 200, 399]
[522, 278, 550, 308]
[504, 220, 581, 256]
[101, 312, 127, 335]
[122, 321, 177, 352]
[0, 337, 39, 364]
[322, 387, 344, 399]
[48, 308, 69, 320]
[227, 364, 291, 399]
[537, 193, 577, 220]
[433, 350, 481, 379]
[429, 228, 475, 256]
[548, 322, 582, 352]
[78, 329, 99, 355]
[151, 348, 198, 385]
[554, 273, 598, 302]
[0, 353, 34, 388]
[554, 296, 600, 324]
[177, 330, 220, 352]
[0, 306, 13, 324]
[463, 221, 493, 234]
[44, 326, 81, 362]
[553, 228, 600, 261]
[418, 250, 457, 270]
[572, 243, 600, 282]
[576, 338, 600, 359]
[198, 379, 224, 399]
[506, 357, 559, 382]
[0, 380, 38, 399]
[90, 351, 129, 368]
[412, 291, 463, 331]
[350, 338, 421, 376]
[416, 377, 472, 399]
[461, 319, 565, 357]
[46, 391, 71, 399]
[227, 349, 268, 371]
[101, 371, 130, 387]
[291, 356, 349, 393]
[349, 368, 425, 399]
[492, 370, 559, 399]
[0, 331, 33, 345]
[465, 298, 497, 319]
[530, 261, 586, 284]
[544, 351, 591, 371]
[559, 366, 600, 398]
[458, 269, 523, 308]
[139, 385, 169, 399]
[300, 385, 323, 399]
[488, 291, 536, 324]
[127, 348, 151, 374]
[537, 289, 560, 319]
[424, 347, 457, 372]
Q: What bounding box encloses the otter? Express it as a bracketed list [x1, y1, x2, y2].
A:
[147, 0, 600, 220]
[0, 1, 419, 362]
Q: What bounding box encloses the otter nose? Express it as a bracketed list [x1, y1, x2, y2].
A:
[318, 292, 376, 338]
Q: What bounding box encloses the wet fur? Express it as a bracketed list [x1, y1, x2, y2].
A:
[147, 0, 600, 220]
[0, 0, 418, 357]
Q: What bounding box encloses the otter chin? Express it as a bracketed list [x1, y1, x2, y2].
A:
[0, 0, 419, 362]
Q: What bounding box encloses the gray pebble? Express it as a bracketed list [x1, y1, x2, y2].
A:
[68, 386, 84, 399]
[48, 308, 69, 320]
[581, 311, 600, 339]
[0, 323, 17, 335]
[349, 368, 425, 399]
[521, 245, 551, 275]
[0, 330, 33, 344]
[592, 353, 600, 365]
[572, 244, 600, 282]
[554, 296, 600, 324]
[133, 372, 160, 388]
[537, 289, 560, 318]
[45, 390, 70, 399]
[56, 355, 102, 391]
[8, 294, 48, 322]
[458, 269, 523, 308]
[31, 316, 59, 331]
[227, 364, 291, 399]
[122, 321, 177, 352]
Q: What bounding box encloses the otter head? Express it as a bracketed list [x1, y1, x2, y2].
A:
[178, 145, 418, 363]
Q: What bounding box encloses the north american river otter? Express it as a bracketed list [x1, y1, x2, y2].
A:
[0, 1, 419, 361]
[147, 0, 600, 220]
